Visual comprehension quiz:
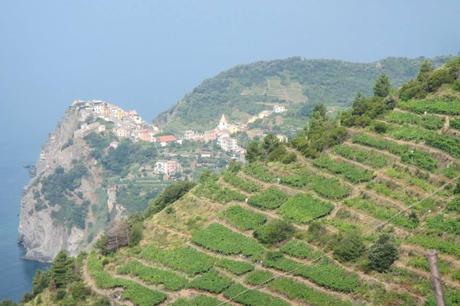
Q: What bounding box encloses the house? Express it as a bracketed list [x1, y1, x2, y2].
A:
[115, 127, 129, 138]
[218, 135, 238, 152]
[138, 129, 153, 142]
[276, 134, 288, 143]
[258, 110, 272, 119]
[154, 160, 181, 175]
[158, 135, 177, 146]
[273, 104, 287, 113]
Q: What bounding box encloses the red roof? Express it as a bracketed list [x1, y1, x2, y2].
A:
[158, 135, 176, 142]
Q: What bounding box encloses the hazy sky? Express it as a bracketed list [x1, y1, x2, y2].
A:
[1, 0, 459, 164]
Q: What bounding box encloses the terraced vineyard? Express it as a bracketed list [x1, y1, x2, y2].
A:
[83, 92, 460, 305]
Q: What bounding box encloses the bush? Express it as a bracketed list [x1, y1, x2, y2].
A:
[368, 234, 398, 272]
[221, 205, 267, 231]
[278, 193, 334, 223]
[373, 122, 388, 134]
[253, 220, 295, 245]
[248, 188, 288, 210]
[333, 231, 366, 262]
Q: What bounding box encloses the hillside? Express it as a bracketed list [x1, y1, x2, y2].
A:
[154, 56, 451, 134]
[17, 57, 460, 306]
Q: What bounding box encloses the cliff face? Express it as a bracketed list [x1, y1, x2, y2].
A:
[18, 101, 160, 261]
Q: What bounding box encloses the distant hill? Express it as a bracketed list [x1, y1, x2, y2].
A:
[154, 56, 451, 133]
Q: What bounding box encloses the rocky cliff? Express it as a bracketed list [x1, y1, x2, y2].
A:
[19, 101, 165, 261]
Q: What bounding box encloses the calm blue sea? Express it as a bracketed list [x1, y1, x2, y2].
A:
[0, 163, 48, 302]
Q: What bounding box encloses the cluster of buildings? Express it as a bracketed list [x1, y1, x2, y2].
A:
[154, 160, 181, 176]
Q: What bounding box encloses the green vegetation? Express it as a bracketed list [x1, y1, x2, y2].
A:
[333, 231, 366, 262]
[384, 111, 444, 130]
[368, 234, 398, 272]
[344, 197, 419, 229]
[334, 144, 389, 168]
[278, 193, 334, 223]
[171, 295, 222, 306]
[223, 283, 289, 306]
[216, 258, 254, 275]
[245, 270, 273, 286]
[87, 253, 166, 305]
[352, 133, 438, 170]
[280, 169, 351, 199]
[399, 99, 460, 115]
[141, 245, 214, 275]
[222, 170, 260, 193]
[313, 155, 375, 183]
[192, 223, 265, 259]
[244, 162, 275, 182]
[156, 57, 440, 133]
[117, 260, 188, 291]
[292, 107, 347, 158]
[221, 205, 267, 231]
[246, 134, 296, 164]
[145, 180, 195, 217]
[248, 188, 288, 210]
[269, 277, 352, 306]
[263, 254, 360, 292]
[194, 173, 245, 203]
[253, 220, 295, 245]
[279, 239, 321, 260]
[408, 234, 460, 258]
[399, 58, 460, 100]
[188, 269, 233, 293]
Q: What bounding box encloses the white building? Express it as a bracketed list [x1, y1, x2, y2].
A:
[218, 136, 238, 152]
[273, 104, 287, 113]
[154, 160, 181, 175]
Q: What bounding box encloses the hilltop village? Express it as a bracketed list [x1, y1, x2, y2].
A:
[68, 100, 288, 178]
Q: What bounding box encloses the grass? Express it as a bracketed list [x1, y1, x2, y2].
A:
[244, 162, 275, 182]
[245, 270, 274, 286]
[385, 111, 444, 130]
[170, 295, 222, 306]
[398, 99, 460, 115]
[279, 239, 322, 260]
[278, 193, 334, 223]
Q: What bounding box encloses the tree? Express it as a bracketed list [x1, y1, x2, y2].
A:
[245, 140, 262, 163]
[373, 74, 391, 97]
[253, 220, 295, 245]
[313, 103, 327, 119]
[51, 251, 74, 288]
[333, 231, 366, 262]
[368, 234, 398, 272]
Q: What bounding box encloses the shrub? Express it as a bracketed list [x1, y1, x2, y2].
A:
[188, 270, 233, 293]
[334, 145, 389, 168]
[253, 220, 295, 245]
[279, 193, 334, 223]
[192, 223, 265, 259]
[221, 205, 267, 231]
[368, 234, 398, 272]
[141, 246, 214, 276]
[279, 239, 321, 260]
[313, 155, 374, 183]
[216, 258, 254, 275]
[222, 171, 260, 193]
[333, 231, 366, 262]
[248, 188, 288, 210]
[245, 270, 273, 286]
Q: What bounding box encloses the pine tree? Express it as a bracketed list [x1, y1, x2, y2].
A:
[51, 251, 74, 288]
[373, 74, 391, 97]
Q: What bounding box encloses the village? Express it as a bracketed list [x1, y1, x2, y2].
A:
[70, 100, 287, 179]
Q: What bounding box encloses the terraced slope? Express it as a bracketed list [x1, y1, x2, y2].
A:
[84, 94, 460, 305]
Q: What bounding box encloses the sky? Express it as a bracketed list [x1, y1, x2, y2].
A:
[0, 0, 459, 164]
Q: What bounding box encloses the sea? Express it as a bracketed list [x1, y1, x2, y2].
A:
[0, 162, 49, 302]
